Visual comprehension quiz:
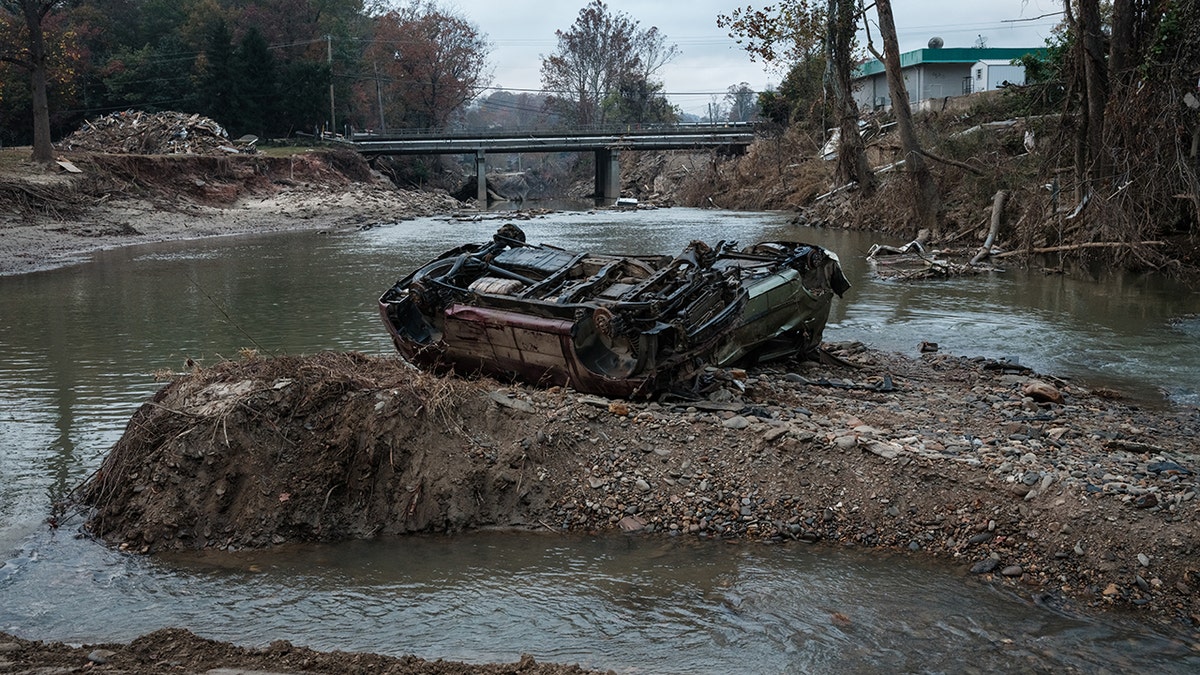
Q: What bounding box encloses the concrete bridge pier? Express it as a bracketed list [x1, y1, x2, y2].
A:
[475, 150, 487, 203]
[595, 149, 620, 202]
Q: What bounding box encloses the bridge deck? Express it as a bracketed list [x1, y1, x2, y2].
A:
[349, 125, 755, 156]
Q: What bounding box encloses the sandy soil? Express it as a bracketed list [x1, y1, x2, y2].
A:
[0, 149, 466, 277]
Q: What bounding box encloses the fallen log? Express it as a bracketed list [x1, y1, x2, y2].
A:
[970, 189, 1009, 264]
[993, 241, 1165, 258]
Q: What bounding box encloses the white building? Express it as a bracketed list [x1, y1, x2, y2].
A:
[853, 43, 1045, 111]
[970, 60, 1027, 93]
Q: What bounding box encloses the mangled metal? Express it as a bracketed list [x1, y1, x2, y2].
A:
[379, 224, 849, 397]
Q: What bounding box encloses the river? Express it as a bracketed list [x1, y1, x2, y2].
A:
[1, 207, 1197, 672]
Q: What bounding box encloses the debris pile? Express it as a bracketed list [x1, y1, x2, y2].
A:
[59, 110, 251, 155]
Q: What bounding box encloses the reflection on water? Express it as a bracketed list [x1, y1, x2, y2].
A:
[3, 531, 1196, 674]
[1, 208, 1199, 671]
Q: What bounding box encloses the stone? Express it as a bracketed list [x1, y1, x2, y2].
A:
[865, 442, 900, 460]
[88, 649, 116, 664]
[723, 415, 750, 430]
[488, 391, 535, 413]
[763, 426, 790, 443]
[1022, 380, 1064, 404]
[970, 558, 1000, 574]
[1000, 565, 1024, 577]
[617, 515, 646, 532]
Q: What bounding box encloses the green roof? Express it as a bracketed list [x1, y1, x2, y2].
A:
[855, 47, 1046, 77]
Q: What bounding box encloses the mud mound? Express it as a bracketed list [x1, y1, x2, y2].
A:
[72, 348, 1200, 628]
[78, 352, 563, 553]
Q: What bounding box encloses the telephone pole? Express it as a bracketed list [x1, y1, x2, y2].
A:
[327, 35, 336, 135]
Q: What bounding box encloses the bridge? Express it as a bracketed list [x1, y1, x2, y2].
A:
[348, 124, 756, 203]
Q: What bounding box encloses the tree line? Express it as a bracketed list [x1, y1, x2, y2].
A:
[721, 0, 1199, 263]
[1, 0, 766, 165]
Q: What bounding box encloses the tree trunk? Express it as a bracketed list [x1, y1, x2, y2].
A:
[21, 0, 55, 165]
[825, 0, 874, 192]
[874, 0, 939, 234]
[1079, 0, 1108, 182]
[1108, 0, 1134, 78]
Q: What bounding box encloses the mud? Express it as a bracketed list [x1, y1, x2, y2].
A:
[0, 627, 606, 674]
[71, 346, 1200, 639]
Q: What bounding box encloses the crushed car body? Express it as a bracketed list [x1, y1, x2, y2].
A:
[712, 241, 850, 366]
[378, 225, 849, 397]
[379, 225, 747, 398]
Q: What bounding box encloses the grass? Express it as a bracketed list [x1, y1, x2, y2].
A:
[0, 146, 31, 176]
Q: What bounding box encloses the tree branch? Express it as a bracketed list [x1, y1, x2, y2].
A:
[919, 148, 984, 175]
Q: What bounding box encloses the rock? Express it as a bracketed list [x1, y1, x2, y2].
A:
[635, 478, 651, 492]
[1000, 565, 1024, 577]
[488, 391, 534, 414]
[88, 649, 116, 664]
[1022, 380, 1064, 404]
[723, 415, 750, 430]
[617, 515, 646, 532]
[970, 558, 1000, 574]
[1138, 553, 1150, 567]
[864, 441, 900, 459]
[763, 426, 790, 443]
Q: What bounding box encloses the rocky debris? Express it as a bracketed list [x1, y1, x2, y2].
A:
[59, 110, 247, 155]
[74, 345, 1200, 630]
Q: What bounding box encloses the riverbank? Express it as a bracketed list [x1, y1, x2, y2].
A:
[0, 148, 464, 277]
[0, 627, 609, 674]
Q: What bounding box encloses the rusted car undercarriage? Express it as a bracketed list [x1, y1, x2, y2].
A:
[379, 224, 848, 398]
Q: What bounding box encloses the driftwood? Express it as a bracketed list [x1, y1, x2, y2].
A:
[970, 189, 1009, 264]
[993, 241, 1165, 258]
[919, 148, 985, 175]
[59, 110, 250, 156]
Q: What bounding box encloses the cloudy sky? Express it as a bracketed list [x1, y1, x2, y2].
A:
[448, 0, 1064, 117]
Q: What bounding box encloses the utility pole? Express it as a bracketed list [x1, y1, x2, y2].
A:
[327, 35, 336, 136]
[374, 61, 386, 133]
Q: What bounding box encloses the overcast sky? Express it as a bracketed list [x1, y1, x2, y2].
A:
[448, 0, 1064, 117]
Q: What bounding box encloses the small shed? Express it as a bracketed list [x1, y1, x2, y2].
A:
[970, 59, 1025, 93]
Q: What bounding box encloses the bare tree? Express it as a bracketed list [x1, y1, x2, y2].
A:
[866, 0, 939, 234]
[725, 82, 756, 123]
[1074, 0, 1108, 185]
[540, 0, 675, 126]
[825, 0, 873, 191]
[0, 0, 66, 164]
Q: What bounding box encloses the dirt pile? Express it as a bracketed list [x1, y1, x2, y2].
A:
[73, 345, 1200, 631]
[0, 628, 607, 675]
[59, 110, 244, 155]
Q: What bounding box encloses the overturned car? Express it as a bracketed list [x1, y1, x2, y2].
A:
[378, 225, 849, 397]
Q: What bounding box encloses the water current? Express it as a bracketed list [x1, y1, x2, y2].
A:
[1, 207, 1198, 672]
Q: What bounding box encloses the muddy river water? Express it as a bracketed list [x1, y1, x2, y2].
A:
[2, 208, 1198, 672]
